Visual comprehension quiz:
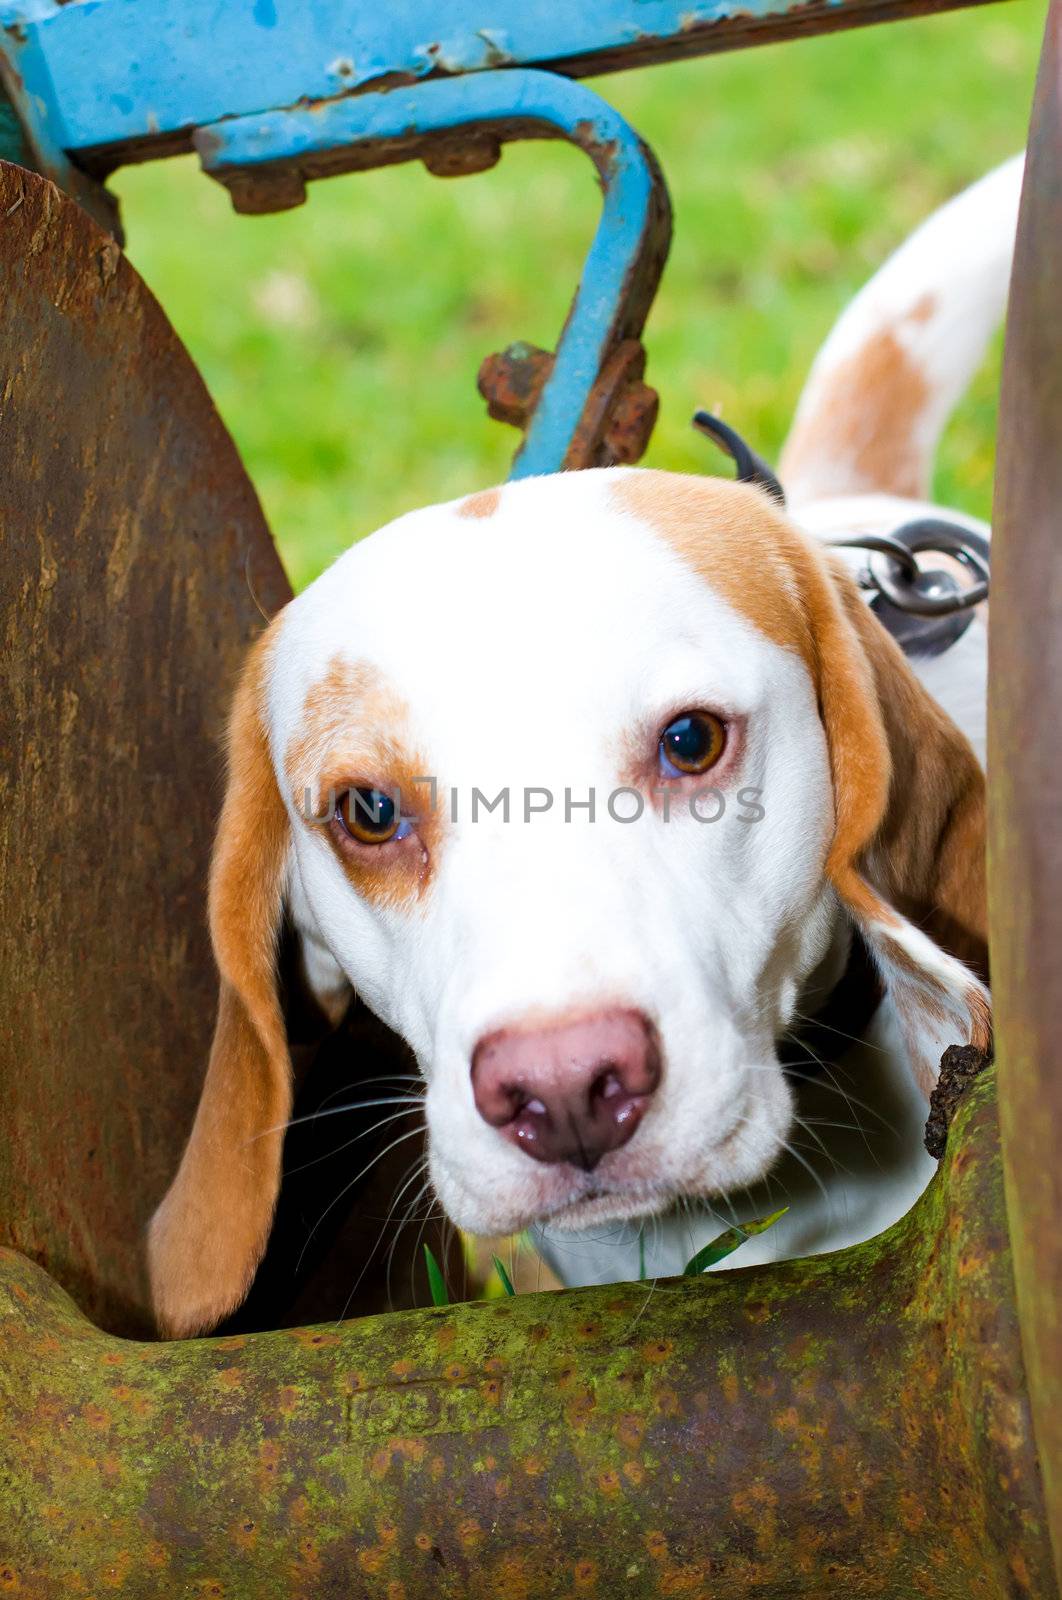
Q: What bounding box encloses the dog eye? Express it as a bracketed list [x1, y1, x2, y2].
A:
[659, 711, 726, 777]
[337, 787, 409, 845]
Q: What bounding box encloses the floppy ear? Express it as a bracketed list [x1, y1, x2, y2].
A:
[148, 627, 292, 1337]
[803, 545, 990, 1096]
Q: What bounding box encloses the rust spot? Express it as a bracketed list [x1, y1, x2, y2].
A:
[654, 1385, 682, 1418]
[289, 1326, 340, 1350]
[615, 1412, 645, 1451]
[232, 1517, 258, 1552]
[391, 1437, 428, 1466]
[565, 1392, 596, 1430]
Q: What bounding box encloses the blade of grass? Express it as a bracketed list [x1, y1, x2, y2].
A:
[638, 1225, 647, 1283]
[682, 1207, 789, 1276]
[492, 1255, 517, 1297]
[423, 1242, 449, 1306]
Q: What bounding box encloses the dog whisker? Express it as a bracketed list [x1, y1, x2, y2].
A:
[250, 1094, 425, 1143]
[791, 1114, 852, 1174]
[786, 1009, 888, 1054]
[777, 1139, 832, 1205]
[296, 1124, 426, 1278]
[334, 1154, 431, 1326]
[281, 1105, 425, 1178]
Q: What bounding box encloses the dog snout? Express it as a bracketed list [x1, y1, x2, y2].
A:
[470, 1009, 661, 1170]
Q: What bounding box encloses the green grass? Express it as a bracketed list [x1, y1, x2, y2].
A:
[114, 2, 1045, 592]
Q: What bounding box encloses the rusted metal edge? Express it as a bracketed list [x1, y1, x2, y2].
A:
[0, 1070, 1055, 1597]
[989, 0, 1062, 1587]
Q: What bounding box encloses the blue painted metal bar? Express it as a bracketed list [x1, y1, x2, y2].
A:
[0, 0, 1000, 162]
[0, 0, 996, 479]
[196, 70, 672, 478]
[0, 1, 120, 232]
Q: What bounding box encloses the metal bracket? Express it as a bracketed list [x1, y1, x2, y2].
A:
[0, 3, 122, 238]
[195, 69, 672, 477]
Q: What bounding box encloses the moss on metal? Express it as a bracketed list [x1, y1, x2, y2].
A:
[0, 1072, 1054, 1597]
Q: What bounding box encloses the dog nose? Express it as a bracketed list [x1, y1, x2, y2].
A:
[471, 1009, 661, 1169]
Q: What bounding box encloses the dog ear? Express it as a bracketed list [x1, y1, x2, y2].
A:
[806, 548, 990, 1095]
[148, 628, 292, 1337]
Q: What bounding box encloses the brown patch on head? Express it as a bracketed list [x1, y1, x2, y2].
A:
[285, 654, 440, 913]
[614, 472, 817, 664]
[613, 471, 891, 886]
[457, 487, 500, 520]
[284, 655, 409, 797]
[612, 469, 989, 1085]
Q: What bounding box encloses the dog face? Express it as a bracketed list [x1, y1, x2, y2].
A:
[149, 468, 989, 1337]
[276, 470, 838, 1238]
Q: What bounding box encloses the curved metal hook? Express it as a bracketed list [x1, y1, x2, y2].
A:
[692, 411, 786, 506]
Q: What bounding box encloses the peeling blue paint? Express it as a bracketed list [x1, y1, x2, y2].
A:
[0, 0, 970, 154]
[0, 0, 988, 499]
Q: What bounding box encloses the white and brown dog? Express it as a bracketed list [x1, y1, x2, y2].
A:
[149, 157, 1021, 1337]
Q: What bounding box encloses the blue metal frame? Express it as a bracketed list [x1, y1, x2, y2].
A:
[197, 71, 670, 478]
[0, 0, 995, 159]
[0, 0, 995, 475]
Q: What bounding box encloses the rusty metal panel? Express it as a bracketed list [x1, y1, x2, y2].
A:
[0, 1073, 1056, 1596]
[989, 0, 1062, 1586]
[0, 159, 290, 1335]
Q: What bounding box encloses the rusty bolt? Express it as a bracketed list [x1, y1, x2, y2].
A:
[477, 342, 555, 429]
[223, 167, 308, 216]
[603, 379, 658, 464]
[423, 134, 502, 179]
[479, 338, 659, 468]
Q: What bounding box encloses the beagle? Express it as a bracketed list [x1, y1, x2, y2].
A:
[149, 155, 1021, 1337]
